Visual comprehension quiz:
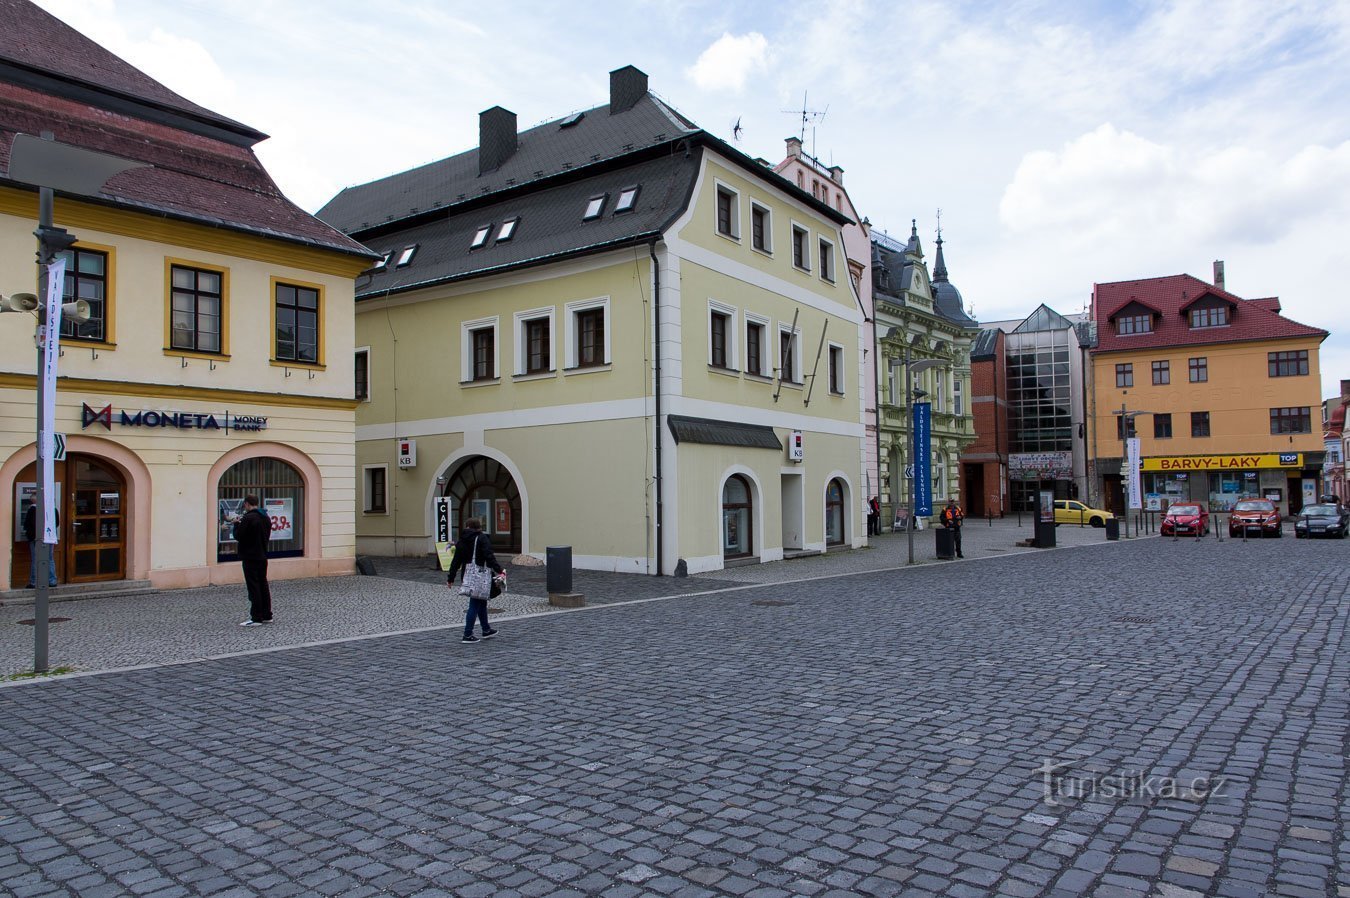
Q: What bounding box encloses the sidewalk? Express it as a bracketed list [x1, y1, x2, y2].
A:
[0, 517, 1141, 677]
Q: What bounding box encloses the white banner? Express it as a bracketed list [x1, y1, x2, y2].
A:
[40, 259, 66, 544]
[1126, 437, 1143, 510]
[263, 498, 294, 541]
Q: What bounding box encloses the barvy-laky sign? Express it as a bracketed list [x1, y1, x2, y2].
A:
[81, 403, 267, 433]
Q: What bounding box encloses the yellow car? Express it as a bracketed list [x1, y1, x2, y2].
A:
[1053, 500, 1115, 527]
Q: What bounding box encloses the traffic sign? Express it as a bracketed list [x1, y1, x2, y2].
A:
[51, 432, 66, 462]
[903, 465, 914, 479]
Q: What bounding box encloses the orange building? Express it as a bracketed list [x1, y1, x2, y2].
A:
[1089, 264, 1328, 517]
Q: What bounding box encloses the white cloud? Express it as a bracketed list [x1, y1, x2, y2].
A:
[686, 32, 768, 93]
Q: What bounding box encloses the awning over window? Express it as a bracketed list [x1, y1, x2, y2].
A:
[667, 415, 782, 450]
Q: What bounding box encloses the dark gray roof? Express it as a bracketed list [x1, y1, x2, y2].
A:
[319, 95, 698, 234]
[354, 154, 697, 299]
[930, 235, 976, 326]
[970, 328, 1002, 361]
[667, 415, 782, 450]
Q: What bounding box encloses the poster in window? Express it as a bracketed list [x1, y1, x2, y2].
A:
[471, 498, 491, 525]
[263, 498, 294, 540]
[218, 498, 245, 543]
[724, 512, 738, 549]
[494, 498, 511, 534]
[99, 492, 120, 515]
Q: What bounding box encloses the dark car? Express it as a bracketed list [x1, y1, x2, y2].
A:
[1161, 503, 1209, 537]
[1294, 504, 1349, 539]
[1229, 498, 1282, 538]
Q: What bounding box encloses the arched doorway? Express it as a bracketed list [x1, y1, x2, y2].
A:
[722, 475, 753, 559]
[443, 456, 521, 554]
[825, 478, 846, 546]
[9, 454, 127, 586]
[216, 457, 305, 561]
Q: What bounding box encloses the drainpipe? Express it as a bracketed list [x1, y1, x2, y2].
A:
[650, 240, 664, 576]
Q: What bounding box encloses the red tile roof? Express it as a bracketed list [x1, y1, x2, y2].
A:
[0, 0, 370, 259]
[1091, 273, 1327, 354]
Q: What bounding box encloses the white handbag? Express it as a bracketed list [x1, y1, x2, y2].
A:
[460, 535, 493, 599]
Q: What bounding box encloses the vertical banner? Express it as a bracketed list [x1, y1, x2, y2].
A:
[40, 259, 66, 544]
[913, 401, 932, 517]
[433, 496, 454, 571]
[1125, 437, 1143, 510]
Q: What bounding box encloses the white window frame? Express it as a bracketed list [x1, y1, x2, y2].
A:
[934, 456, 947, 500]
[708, 300, 738, 371]
[743, 311, 771, 377]
[827, 342, 845, 395]
[934, 370, 946, 413]
[354, 346, 371, 402]
[583, 195, 606, 220]
[470, 226, 491, 249]
[749, 201, 773, 255]
[362, 464, 389, 515]
[496, 218, 519, 243]
[953, 376, 964, 416]
[460, 315, 500, 383]
[512, 306, 555, 377]
[714, 180, 741, 241]
[396, 245, 418, 267]
[818, 235, 835, 283]
[790, 222, 811, 272]
[564, 296, 611, 370]
[615, 185, 640, 213]
[778, 321, 801, 384]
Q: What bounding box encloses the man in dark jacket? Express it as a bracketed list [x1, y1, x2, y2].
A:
[941, 497, 965, 558]
[22, 501, 58, 588]
[232, 495, 272, 626]
[446, 517, 504, 643]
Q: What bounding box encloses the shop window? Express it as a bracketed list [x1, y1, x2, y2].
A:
[722, 475, 753, 559]
[825, 478, 845, 546]
[217, 458, 304, 561]
[58, 245, 111, 343]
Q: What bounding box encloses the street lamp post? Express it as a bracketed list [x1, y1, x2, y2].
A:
[3, 132, 144, 672]
[892, 349, 941, 564]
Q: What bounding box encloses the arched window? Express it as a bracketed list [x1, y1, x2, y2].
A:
[217, 458, 304, 561]
[722, 475, 753, 559]
[443, 456, 521, 553]
[826, 478, 845, 546]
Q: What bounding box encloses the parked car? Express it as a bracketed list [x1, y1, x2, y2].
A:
[1294, 503, 1350, 539]
[1229, 498, 1282, 538]
[1161, 503, 1209, 537]
[1052, 500, 1114, 527]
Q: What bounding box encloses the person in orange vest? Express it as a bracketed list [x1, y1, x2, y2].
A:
[940, 497, 965, 558]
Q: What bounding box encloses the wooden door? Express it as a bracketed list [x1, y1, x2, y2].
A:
[65, 456, 126, 583]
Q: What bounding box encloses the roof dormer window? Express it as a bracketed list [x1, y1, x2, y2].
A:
[615, 186, 640, 214]
[559, 111, 585, 129]
[396, 245, 417, 267]
[470, 225, 491, 249]
[584, 195, 607, 220]
[1189, 305, 1228, 328]
[496, 217, 519, 243]
[1117, 314, 1152, 335]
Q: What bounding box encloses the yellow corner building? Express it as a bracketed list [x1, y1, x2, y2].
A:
[1089, 265, 1328, 516]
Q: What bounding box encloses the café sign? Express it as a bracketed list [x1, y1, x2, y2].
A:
[82, 403, 267, 434]
[1141, 453, 1301, 472]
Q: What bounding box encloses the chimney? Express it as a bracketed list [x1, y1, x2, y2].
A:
[828, 165, 844, 185]
[478, 106, 517, 175]
[785, 136, 803, 159]
[1213, 259, 1225, 291]
[609, 65, 648, 114]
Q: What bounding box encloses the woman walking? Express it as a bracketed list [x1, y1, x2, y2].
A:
[445, 518, 504, 644]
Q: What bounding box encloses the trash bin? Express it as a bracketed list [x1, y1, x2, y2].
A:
[1104, 518, 1120, 541]
[935, 527, 955, 559]
[546, 546, 573, 594]
[1034, 518, 1057, 548]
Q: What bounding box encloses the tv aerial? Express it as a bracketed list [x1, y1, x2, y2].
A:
[782, 91, 828, 156]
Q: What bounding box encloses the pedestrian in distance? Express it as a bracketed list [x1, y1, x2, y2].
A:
[232, 495, 273, 626]
[941, 496, 965, 558]
[867, 496, 881, 536]
[22, 501, 58, 588]
[446, 517, 504, 644]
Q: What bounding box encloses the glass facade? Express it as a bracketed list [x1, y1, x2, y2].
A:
[1007, 327, 1074, 509]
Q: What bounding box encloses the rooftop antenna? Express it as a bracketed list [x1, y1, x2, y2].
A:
[782, 91, 828, 160]
[935, 207, 942, 239]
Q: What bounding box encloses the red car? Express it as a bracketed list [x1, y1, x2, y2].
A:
[1229, 498, 1282, 538]
[1162, 503, 1209, 536]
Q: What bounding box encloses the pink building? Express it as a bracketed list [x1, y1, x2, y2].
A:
[774, 138, 879, 528]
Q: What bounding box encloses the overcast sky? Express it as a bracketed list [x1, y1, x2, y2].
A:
[36, 0, 1350, 402]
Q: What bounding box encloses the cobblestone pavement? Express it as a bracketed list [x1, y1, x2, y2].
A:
[2, 536, 1346, 898]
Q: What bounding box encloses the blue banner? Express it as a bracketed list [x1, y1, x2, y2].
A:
[913, 402, 932, 517]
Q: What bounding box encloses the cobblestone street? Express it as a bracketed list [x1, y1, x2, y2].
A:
[1, 535, 1346, 898]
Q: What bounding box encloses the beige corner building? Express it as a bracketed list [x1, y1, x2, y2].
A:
[321, 68, 866, 575]
[0, 0, 373, 592]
